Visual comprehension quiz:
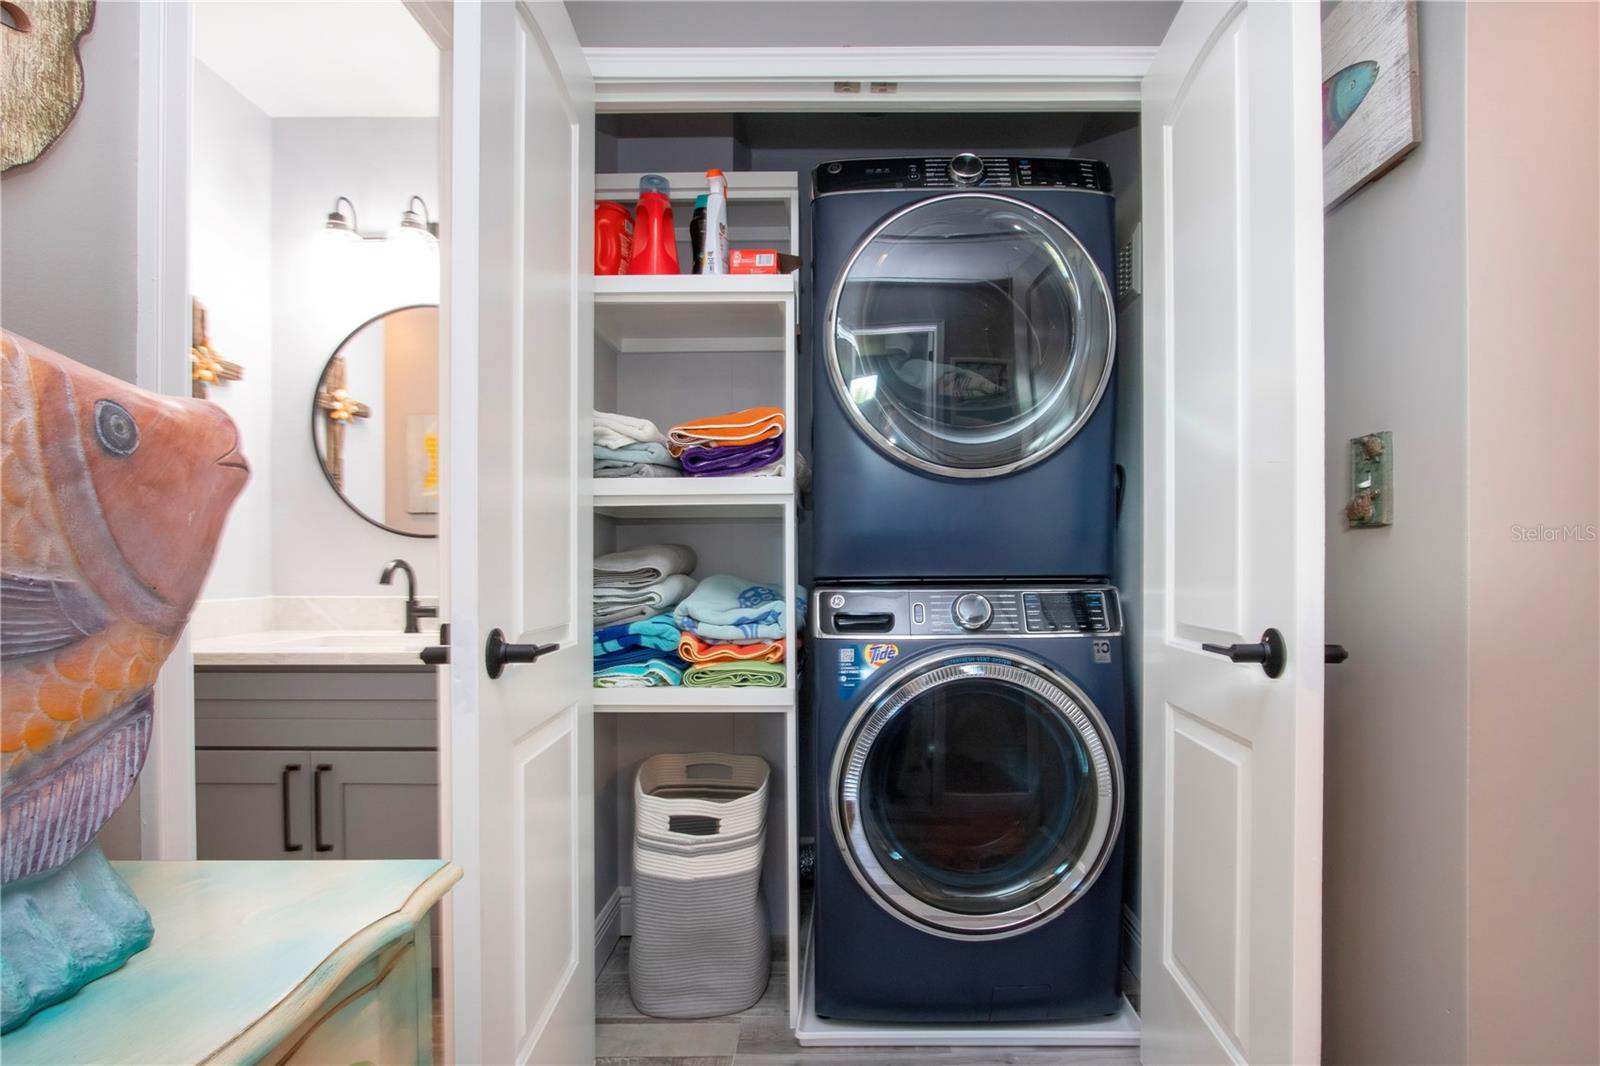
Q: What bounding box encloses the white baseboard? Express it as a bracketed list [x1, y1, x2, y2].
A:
[595, 887, 629, 963]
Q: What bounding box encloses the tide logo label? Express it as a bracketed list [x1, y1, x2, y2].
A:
[864, 643, 900, 668]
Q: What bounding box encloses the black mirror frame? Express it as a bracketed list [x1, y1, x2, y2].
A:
[310, 303, 440, 540]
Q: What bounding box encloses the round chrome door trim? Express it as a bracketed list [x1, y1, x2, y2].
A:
[828, 646, 1123, 940]
[823, 192, 1117, 480]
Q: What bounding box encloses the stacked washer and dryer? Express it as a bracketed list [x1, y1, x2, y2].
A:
[806, 154, 1129, 1023]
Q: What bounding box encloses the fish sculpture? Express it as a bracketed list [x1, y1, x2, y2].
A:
[0, 330, 248, 1031]
[1323, 60, 1380, 145]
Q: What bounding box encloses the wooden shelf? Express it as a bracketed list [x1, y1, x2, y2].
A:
[592, 687, 794, 712]
[592, 475, 793, 517]
[594, 275, 796, 351]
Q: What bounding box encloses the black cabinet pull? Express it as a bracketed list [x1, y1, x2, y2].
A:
[484, 628, 559, 679]
[1202, 627, 1287, 679]
[421, 622, 451, 666]
[1326, 644, 1350, 664]
[312, 764, 333, 853]
[280, 764, 303, 853]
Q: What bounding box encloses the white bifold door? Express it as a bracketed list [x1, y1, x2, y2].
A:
[1140, 3, 1325, 1065]
[446, 2, 595, 1064]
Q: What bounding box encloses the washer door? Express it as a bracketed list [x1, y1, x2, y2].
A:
[825, 193, 1115, 479]
[832, 648, 1122, 938]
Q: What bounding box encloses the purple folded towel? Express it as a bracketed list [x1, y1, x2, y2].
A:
[680, 435, 784, 476]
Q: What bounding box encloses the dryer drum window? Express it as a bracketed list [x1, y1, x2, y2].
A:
[832, 649, 1122, 938]
[826, 194, 1115, 479]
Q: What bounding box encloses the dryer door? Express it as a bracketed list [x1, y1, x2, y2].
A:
[825, 193, 1115, 478]
[832, 647, 1123, 938]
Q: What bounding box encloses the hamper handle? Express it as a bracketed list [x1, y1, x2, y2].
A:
[685, 761, 735, 781]
[669, 815, 722, 837]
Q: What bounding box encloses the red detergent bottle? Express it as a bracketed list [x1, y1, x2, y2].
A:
[594, 201, 633, 275]
[625, 174, 680, 275]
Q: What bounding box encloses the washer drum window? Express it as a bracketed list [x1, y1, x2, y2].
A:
[826, 194, 1115, 479]
[830, 648, 1123, 939]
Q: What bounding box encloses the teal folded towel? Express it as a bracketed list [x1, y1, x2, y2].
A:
[593, 441, 679, 477]
[594, 613, 680, 658]
[593, 658, 683, 688]
[672, 575, 807, 643]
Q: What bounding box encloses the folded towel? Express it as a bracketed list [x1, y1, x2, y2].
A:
[594, 645, 684, 670]
[667, 406, 785, 456]
[594, 441, 678, 467]
[680, 436, 783, 477]
[678, 631, 786, 664]
[593, 574, 697, 624]
[594, 462, 682, 479]
[594, 658, 684, 688]
[594, 544, 697, 588]
[595, 613, 681, 658]
[594, 410, 667, 449]
[683, 661, 785, 688]
[672, 574, 805, 643]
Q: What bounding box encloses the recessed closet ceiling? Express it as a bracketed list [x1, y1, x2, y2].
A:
[565, 0, 1180, 48]
[194, 1, 437, 118]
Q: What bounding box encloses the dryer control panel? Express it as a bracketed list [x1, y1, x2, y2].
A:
[815, 586, 1122, 638]
[813, 155, 1112, 196]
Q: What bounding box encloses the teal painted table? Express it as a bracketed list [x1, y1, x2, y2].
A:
[1, 859, 460, 1065]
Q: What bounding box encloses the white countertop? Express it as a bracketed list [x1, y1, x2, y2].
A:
[191, 628, 439, 667]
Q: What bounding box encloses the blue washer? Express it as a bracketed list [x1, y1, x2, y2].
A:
[809, 156, 1119, 582]
[808, 584, 1128, 1023]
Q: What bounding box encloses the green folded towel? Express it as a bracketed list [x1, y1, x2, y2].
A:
[682, 661, 785, 688]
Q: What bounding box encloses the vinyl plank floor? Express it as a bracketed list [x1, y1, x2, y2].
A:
[595, 939, 1140, 1066]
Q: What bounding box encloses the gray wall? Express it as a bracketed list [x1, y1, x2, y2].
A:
[268, 118, 440, 599]
[567, 1, 1179, 48]
[1322, 4, 1469, 1063]
[193, 62, 275, 602]
[0, 1, 140, 378]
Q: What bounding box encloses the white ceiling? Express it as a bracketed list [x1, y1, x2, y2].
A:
[194, 1, 438, 118]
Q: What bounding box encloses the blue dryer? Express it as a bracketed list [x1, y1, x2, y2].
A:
[810, 155, 1119, 582]
[808, 584, 1127, 1023]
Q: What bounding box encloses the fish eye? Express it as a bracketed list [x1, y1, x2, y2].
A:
[93, 400, 140, 457]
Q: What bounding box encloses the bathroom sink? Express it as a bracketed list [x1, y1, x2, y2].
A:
[287, 631, 435, 649]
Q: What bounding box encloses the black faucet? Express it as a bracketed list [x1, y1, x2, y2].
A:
[379, 558, 438, 634]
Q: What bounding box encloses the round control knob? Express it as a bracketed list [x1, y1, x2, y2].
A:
[952, 593, 993, 631]
[950, 153, 985, 185]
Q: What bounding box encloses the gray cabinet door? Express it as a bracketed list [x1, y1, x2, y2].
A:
[196, 749, 314, 859]
[310, 750, 440, 860]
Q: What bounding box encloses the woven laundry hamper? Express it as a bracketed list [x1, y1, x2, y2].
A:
[629, 752, 771, 1018]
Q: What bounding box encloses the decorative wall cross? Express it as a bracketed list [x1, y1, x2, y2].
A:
[315, 355, 370, 489]
[189, 299, 243, 398]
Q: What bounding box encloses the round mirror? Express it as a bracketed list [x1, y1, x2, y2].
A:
[311, 305, 440, 538]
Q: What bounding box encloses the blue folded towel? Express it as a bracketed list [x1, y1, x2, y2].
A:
[593, 441, 679, 472]
[671, 575, 807, 643]
[594, 614, 680, 658]
[594, 645, 684, 670]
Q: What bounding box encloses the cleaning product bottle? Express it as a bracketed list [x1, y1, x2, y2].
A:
[702, 169, 729, 275]
[594, 201, 633, 275]
[689, 194, 708, 274]
[627, 174, 679, 275]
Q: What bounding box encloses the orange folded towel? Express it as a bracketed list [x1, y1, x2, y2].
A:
[677, 631, 787, 664]
[667, 406, 784, 456]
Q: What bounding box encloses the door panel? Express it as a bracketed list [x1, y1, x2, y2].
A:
[310, 750, 439, 860]
[195, 749, 312, 860]
[447, 3, 594, 1064]
[1141, 3, 1324, 1064]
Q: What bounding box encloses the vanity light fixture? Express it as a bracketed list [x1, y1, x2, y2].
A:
[322, 196, 362, 244]
[394, 195, 440, 246]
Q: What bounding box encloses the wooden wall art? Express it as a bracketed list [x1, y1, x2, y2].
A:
[1, 1, 96, 171]
[1322, 1, 1421, 209]
[0, 330, 248, 1032]
[189, 299, 243, 399]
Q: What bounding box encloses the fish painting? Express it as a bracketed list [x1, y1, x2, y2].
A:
[1323, 60, 1380, 145]
[0, 329, 247, 1030]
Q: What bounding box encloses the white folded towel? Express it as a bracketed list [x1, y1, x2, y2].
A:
[593, 543, 698, 588]
[594, 410, 667, 450]
[593, 575, 698, 620]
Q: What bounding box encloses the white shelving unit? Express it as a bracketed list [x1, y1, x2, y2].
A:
[590, 171, 804, 1024]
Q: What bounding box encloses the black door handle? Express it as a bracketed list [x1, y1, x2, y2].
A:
[312, 764, 334, 853]
[484, 628, 560, 679]
[1202, 627, 1287, 679]
[1326, 644, 1349, 664]
[281, 763, 303, 853]
[421, 622, 450, 665]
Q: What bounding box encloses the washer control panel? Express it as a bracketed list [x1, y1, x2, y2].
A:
[815, 586, 1122, 638]
[813, 155, 1112, 195]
